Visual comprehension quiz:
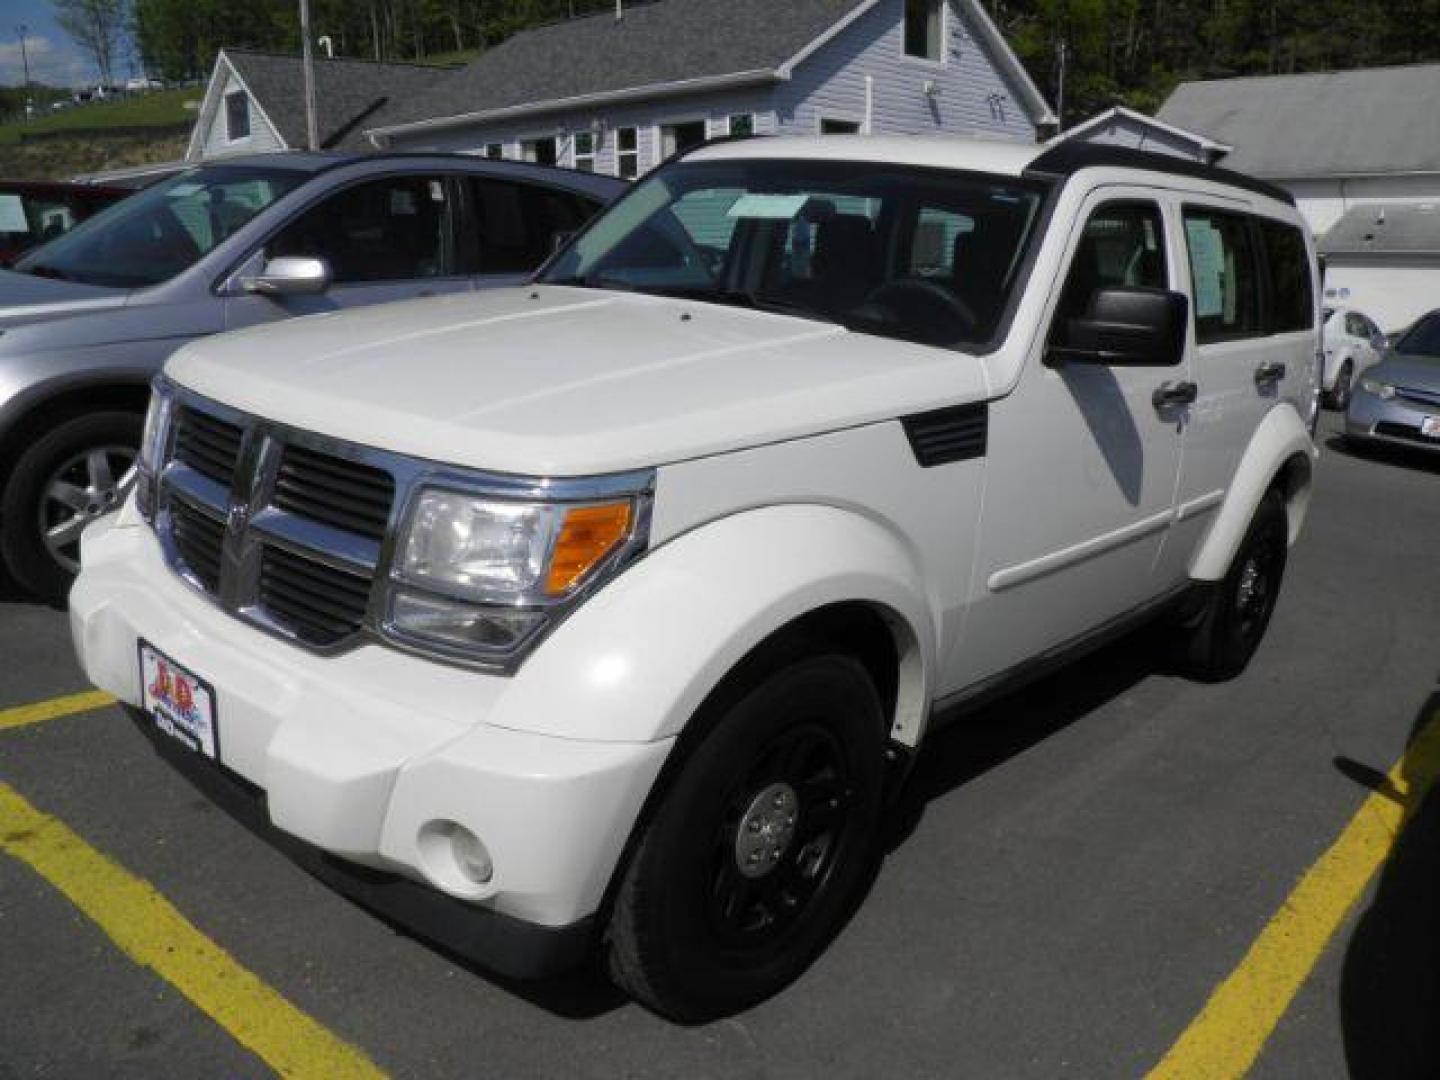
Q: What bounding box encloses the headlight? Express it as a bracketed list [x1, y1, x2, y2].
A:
[135, 379, 175, 520]
[1360, 378, 1395, 400]
[384, 482, 649, 666]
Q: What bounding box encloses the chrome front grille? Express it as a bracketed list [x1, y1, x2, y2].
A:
[153, 390, 406, 653]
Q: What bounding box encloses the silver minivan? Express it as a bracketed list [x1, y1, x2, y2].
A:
[0, 152, 621, 598]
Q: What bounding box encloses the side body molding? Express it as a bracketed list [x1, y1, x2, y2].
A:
[1188, 403, 1317, 581]
[486, 505, 937, 747]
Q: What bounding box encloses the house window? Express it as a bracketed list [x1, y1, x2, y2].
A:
[616, 126, 639, 178]
[728, 114, 754, 138]
[224, 90, 250, 141]
[820, 118, 862, 134]
[522, 137, 557, 166]
[484, 143, 504, 160]
[904, 0, 944, 61]
[661, 120, 707, 158]
[573, 131, 596, 172]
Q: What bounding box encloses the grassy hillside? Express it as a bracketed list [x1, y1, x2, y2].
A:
[0, 87, 200, 146]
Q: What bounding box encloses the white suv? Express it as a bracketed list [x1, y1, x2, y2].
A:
[70, 137, 1320, 1021]
[1321, 305, 1385, 409]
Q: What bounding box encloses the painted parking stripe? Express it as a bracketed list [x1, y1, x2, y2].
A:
[0, 782, 385, 1079]
[1147, 712, 1440, 1079]
[0, 690, 115, 732]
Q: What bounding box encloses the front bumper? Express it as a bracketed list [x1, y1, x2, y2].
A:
[1345, 389, 1440, 451]
[70, 512, 673, 976]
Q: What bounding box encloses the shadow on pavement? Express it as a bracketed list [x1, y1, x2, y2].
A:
[1339, 691, 1440, 1080]
[886, 625, 1163, 851]
[1325, 433, 1440, 476]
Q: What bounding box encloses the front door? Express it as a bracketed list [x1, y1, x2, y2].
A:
[948, 194, 1187, 690]
[223, 173, 470, 330]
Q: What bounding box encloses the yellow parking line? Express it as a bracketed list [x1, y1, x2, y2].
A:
[0, 782, 385, 1079]
[0, 690, 115, 732]
[1147, 712, 1440, 1080]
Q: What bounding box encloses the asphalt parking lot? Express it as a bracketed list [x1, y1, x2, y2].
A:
[1, 411, 1437, 1080]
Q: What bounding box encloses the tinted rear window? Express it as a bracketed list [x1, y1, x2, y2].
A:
[1258, 220, 1313, 333]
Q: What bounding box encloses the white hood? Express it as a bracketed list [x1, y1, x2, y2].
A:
[167, 286, 993, 476]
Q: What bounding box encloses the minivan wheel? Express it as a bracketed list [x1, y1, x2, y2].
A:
[1326, 360, 1354, 411]
[606, 653, 886, 1022]
[1, 412, 142, 601]
[1176, 489, 1288, 682]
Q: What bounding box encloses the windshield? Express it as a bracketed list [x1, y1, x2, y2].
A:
[14, 165, 307, 288]
[541, 159, 1047, 348]
[1395, 311, 1440, 356]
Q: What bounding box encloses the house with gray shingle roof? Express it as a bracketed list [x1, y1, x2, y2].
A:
[366, 0, 1055, 173]
[186, 49, 452, 161]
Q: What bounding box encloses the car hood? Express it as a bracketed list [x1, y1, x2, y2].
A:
[1369, 352, 1440, 390]
[0, 267, 129, 326]
[167, 286, 994, 476]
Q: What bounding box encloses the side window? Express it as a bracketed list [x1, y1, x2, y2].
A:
[1183, 208, 1262, 344]
[1051, 202, 1168, 337]
[468, 178, 599, 274]
[1257, 219, 1312, 333]
[270, 175, 454, 284]
[1346, 312, 1366, 337]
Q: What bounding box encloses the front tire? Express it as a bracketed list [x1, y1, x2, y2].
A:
[1, 411, 141, 601]
[606, 652, 886, 1022]
[1326, 359, 1354, 411]
[1176, 489, 1288, 682]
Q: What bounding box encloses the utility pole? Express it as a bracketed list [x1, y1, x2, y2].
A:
[15, 24, 30, 87]
[300, 0, 319, 150]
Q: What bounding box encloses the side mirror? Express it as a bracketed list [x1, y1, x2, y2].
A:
[241, 255, 332, 297]
[1049, 287, 1188, 367]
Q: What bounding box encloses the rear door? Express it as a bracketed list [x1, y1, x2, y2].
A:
[1168, 203, 1314, 565]
[223, 172, 468, 329]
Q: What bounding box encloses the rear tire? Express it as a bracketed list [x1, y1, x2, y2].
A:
[1175, 490, 1288, 682]
[1, 411, 141, 602]
[606, 652, 886, 1022]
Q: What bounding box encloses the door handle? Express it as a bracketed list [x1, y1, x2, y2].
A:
[1254, 361, 1287, 386]
[1152, 380, 1198, 410]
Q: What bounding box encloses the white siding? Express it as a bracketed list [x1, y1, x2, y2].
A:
[198, 69, 285, 160]
[773, 0, 1036, 142]
[1064, 114, 1207, 160]
[1322, 260, 1440, 333]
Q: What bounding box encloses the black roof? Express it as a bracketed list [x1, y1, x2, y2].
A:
[225, 49, 454, 150]
[377, 0, 862, 130]
[1026, 142, 1296, 207]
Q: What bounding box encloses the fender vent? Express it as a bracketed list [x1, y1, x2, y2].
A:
[902, 403, 988, 467]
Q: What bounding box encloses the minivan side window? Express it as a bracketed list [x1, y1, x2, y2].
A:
[1050, 201, 1168, 340]
[469, 178, 600, 274]
[270, 175, 454, 284]
[1257, 219, 1312, 333]
[1183, 209, 1262, 344]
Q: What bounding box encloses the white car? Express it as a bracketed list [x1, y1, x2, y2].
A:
[69, 136, 1320, 1021]
[1321, 306, 1385, 409]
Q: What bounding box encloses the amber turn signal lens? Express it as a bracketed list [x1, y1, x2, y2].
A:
[545, 502, 633, 596]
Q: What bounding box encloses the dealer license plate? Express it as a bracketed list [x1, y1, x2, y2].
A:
[1421, 416, 1440, 438]
[139, 641, 218, 760]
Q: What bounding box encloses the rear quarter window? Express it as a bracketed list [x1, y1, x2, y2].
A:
[1257, 219, 1313, 333]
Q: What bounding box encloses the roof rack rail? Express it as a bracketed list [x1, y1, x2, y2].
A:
[1024, 142, 1295, 206]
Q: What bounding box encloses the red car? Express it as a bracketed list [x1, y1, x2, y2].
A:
[0, 181, 129, 265]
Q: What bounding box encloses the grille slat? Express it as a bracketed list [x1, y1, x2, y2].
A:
[272, 444, 394, 542]
[258, 545, 370, 646]
[173, 408, 243, 486]
[169, 501, 224, 593]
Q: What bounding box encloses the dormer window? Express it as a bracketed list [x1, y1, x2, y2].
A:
[904, 0, 944, 61]
[225, 90, 250, 141]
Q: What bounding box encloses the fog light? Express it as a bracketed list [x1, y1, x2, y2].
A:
[418, 819, 494, 892]
[451, 825, 493, 885]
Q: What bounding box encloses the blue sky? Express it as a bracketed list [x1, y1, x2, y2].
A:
[2, 0, 138, 88]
